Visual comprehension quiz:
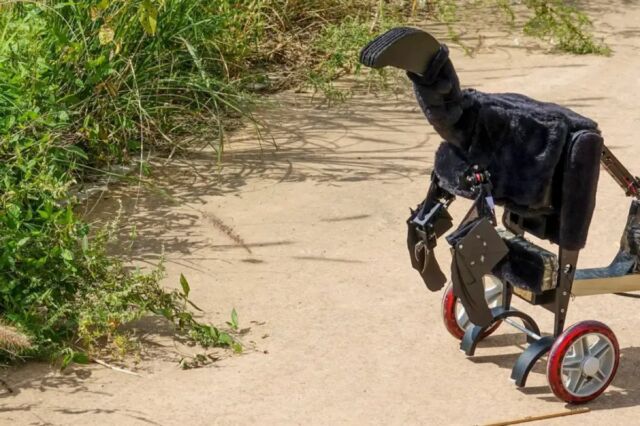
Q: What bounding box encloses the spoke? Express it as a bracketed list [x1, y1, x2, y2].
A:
[563, 357, 582, 371]
[485, 285, 502, 302]
[573, 337, 586, 359]
[590, 339, 611, 359]
[593, 368, 608, 384]
[457, 309, 470, 330]
[571, 374, 587, 394]
[564, 370, 581, 390]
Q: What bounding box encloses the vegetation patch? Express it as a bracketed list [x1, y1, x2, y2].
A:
[0, 0, 609, 366]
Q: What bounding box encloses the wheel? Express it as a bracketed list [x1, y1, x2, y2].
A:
[547, 321, 620, 404]
[441, 275, 504, 340]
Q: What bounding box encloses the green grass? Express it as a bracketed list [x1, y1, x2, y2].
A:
[523, 0, 610, 55]
[0, 0, 609, 365]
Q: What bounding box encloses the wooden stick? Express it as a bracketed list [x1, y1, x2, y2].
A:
[92, 358, 141, 377]
[484, 407, 590, 426]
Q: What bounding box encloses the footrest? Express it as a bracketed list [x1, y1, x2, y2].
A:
[511, 336, 554, 387]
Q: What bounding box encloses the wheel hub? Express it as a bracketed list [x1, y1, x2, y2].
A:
[556, 331, 618, 398]
[582, 356, 600, 377]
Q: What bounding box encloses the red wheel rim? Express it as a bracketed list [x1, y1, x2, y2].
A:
[442, 284, 465, 339]
[441, 283, 501, 340]
[547, 321, 620, 404]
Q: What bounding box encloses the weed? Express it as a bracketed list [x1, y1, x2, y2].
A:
[523, 0, 610, 55]
[0, 0, 609, 366]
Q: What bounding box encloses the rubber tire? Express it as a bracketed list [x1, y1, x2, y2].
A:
[547, 320, 620, 404]
[441, 283, 501, 340]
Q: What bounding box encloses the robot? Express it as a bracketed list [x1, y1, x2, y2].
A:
[360, 27, 640, 403]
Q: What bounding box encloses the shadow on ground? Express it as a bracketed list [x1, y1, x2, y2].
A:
[467, 332, 640, 410]
[83, 94, 436, 266]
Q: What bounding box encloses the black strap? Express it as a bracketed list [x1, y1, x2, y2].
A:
[407, 177, 454, 291]
[450, 218, 508, 327]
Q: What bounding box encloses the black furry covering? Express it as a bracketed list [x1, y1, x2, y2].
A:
[409, 46, 599, 209]
[410, 46, 604, 249]
[557, 131, 603, 249]
[493, 237, 556, 294]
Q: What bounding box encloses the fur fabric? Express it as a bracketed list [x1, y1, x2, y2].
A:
[410, 46, 602, 249]
[409, 46, 599, 208]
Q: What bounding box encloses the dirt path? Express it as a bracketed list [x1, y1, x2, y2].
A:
[5, 2, 640, 425]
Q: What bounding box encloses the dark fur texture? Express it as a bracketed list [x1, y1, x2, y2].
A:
[410, 46, 602, 250]
[495, 249, 548, 295]
[557, 131, 603, 249]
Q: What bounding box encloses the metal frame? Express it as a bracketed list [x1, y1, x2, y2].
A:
[460, 144, 640, 390]
[573, 274, 640, 296]
[461, 145, 632, 382]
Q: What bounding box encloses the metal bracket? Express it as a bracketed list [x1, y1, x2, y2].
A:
[460, 307, 541, 356]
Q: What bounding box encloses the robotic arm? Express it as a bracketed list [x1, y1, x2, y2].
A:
[406, 168, 509, 327]
[407, 175, 455, 292]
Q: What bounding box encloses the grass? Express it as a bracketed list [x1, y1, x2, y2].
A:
[0, 0, 610, 366]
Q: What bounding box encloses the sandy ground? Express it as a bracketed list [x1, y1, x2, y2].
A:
[5, 2, 640, 425]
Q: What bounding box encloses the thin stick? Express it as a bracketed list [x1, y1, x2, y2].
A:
[92, 358, 141, 377]
[484, 407, 590, 426]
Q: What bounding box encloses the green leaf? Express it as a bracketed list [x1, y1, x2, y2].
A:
[187, 299, 203, 312]
[217, 332, 232, 346]
[139, 0, 159, 36]
[179, 273, 190, 297]
[99, 25, 115, 45]
[60, 349, 89, 369]
[61, 249, 74, 261]
[58, 111, 69, 122]
[147, 14, 157, 36]
[72, 352, 90, 364]
[61, 352, 73, 370]
[230, 308, 238, 330]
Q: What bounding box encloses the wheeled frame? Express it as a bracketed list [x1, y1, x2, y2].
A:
[359, 25, 638, 404]
[418, 144, 640, 403]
